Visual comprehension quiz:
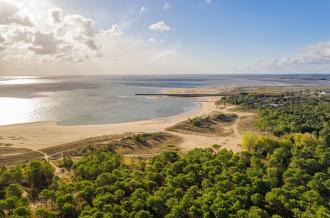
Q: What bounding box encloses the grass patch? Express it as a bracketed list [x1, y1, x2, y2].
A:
[38, 132, 183, 160]
[116, 132, 183, 155]
[167, 112, 238, 135]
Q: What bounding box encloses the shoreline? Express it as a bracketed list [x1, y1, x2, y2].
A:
[0, 99, 201, 128]
[0, 96, 222, 151]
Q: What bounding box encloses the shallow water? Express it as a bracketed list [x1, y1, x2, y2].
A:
[0, 74, 329, 126]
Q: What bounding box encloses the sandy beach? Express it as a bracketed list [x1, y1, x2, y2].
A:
[0, 97, 215, 148]
[0, 88, 252, 155]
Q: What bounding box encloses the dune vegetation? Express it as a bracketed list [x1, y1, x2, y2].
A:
[166, 112, 238, 136]
[0, 132, 329, 217]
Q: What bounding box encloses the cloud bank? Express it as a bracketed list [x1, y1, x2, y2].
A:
[0, 0, 199, 75]
[0, 1, 34, 26]
[253, 39, 330, 73]
[0, 0, 114, 63]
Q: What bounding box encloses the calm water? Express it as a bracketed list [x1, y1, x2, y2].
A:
[0, 74, 330, 126]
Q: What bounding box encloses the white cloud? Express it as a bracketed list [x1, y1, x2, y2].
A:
[28, 31, 59, 55]
[0, 0, 201, 75]
[84, 38, 100, 50]
[150, 49, 176, 61]
[0, 2, 103, 62]
[149, 21, 171, 32]
[147, 38, 165, 44]
[0, 35, 4, 43]
[139, 6, 148, 14]
[163, 3, 170, 11]
[103, 24, 122, 37]
[0, 3, 174, 64]
[252, 39, 330, 72]
[3, 27, 33, 43]
[0, 1, 34, 26]
[48, 8, 63, 24]
[147, 38, 155, 43]
[62, 14, 98, 37]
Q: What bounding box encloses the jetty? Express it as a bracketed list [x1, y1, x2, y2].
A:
[135, 92, 236, 97]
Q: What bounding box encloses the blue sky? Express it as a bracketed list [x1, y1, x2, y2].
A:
[60, 0, 330, 58]
[1, 0, 330, 74]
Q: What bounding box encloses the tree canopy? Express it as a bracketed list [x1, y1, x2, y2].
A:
[0, 94, 329, 217]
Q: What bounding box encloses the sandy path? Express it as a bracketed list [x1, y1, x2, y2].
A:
[35, 150, 63, 177]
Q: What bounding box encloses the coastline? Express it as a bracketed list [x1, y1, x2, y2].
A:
[0, 96, 231, 151]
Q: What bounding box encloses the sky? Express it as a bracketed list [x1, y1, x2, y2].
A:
[1, 0, 330, 75]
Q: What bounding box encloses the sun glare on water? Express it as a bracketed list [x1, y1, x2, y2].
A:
[0, 98, 39, 125]
[0, 78, 54, 85]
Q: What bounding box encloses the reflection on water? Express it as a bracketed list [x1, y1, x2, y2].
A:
[0, 76, 198, 126]
[0, 74, 330, 126]
[0, 78, 54, 85]
[0, 98, 42, 125]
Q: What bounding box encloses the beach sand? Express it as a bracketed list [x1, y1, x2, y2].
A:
[0, 88, 251, 154]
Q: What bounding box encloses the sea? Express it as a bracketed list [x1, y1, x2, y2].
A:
[1, 74, 330, 126]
